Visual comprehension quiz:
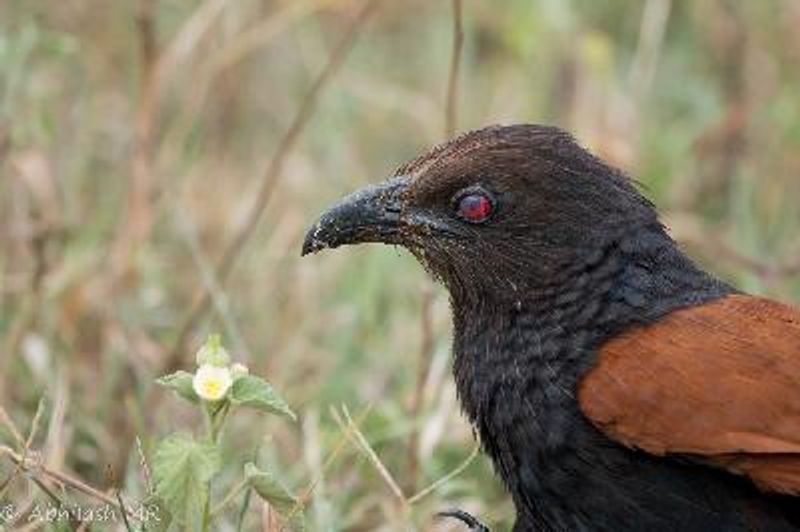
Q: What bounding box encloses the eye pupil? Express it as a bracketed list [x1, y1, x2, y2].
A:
[458, 193, 492, 222]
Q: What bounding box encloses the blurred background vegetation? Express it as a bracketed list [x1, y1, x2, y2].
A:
[1, 0, 799, 530]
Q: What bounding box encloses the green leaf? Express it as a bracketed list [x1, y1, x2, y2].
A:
[244, 462, 304, 530]
[156, 371, 199, 404]
[229, 376, 295, 421]
[153, 434, 221, 530]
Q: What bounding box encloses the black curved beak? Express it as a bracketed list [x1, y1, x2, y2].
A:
[302, 176, 411, 256]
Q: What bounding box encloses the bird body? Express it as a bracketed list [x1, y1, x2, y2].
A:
[450, 251, 798, 531]
[303, 125, 800, 531]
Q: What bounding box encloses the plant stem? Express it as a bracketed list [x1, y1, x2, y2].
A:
[201, 400, 230, 531]
[201, 405, 214, 532]
[202, 498, 211, 532]
[235, 487, 253, 532]
[210, 401, 230, 441]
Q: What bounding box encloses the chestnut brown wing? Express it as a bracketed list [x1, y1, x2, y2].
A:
[578, 294, 800, 495]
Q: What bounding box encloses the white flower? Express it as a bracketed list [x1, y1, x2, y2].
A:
[231, 363, 249, 379]
[193, 364, 233, 401]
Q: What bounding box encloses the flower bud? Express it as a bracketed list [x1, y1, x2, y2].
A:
[195, 334, 231, 367]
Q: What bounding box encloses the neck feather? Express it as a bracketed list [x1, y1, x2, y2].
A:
[449, 224, 732, 430]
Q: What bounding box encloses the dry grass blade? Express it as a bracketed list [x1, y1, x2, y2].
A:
[0, 406, 25, 447]
[335, 404, 407, 505]
[0, 444, 22, 497]
[0, 399, 43, 497]
[4, 396, 49, 498]
[166, 0, 382, 370]
[408, 443, 480, 505]
[284, 405, 373, 523]
[25, 396, 46, 450]
[43, 367, 68, 472]
[135, 436, 154, 496]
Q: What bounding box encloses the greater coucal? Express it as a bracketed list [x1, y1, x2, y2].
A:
[302, 125, 800, 531]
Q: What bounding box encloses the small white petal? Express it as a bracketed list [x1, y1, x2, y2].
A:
[231, 363, 249, 379]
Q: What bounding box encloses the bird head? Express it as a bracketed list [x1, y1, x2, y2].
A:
[302, 124, 661, 305]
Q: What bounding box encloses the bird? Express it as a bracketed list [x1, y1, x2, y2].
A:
[301, 124, 800, 531]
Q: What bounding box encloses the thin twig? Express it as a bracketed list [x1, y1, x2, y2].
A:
[407, 443, 480, 505]
[46, 467, 121, 508]
[0, 447, 134, 517]
[29, 475, 79, 530]
[166, 0, 381, 370]
[444, 0, 464, 138]
[116, 490, 134, 532]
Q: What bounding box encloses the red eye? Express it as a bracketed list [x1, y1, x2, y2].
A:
[457, 193, 493, 223]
